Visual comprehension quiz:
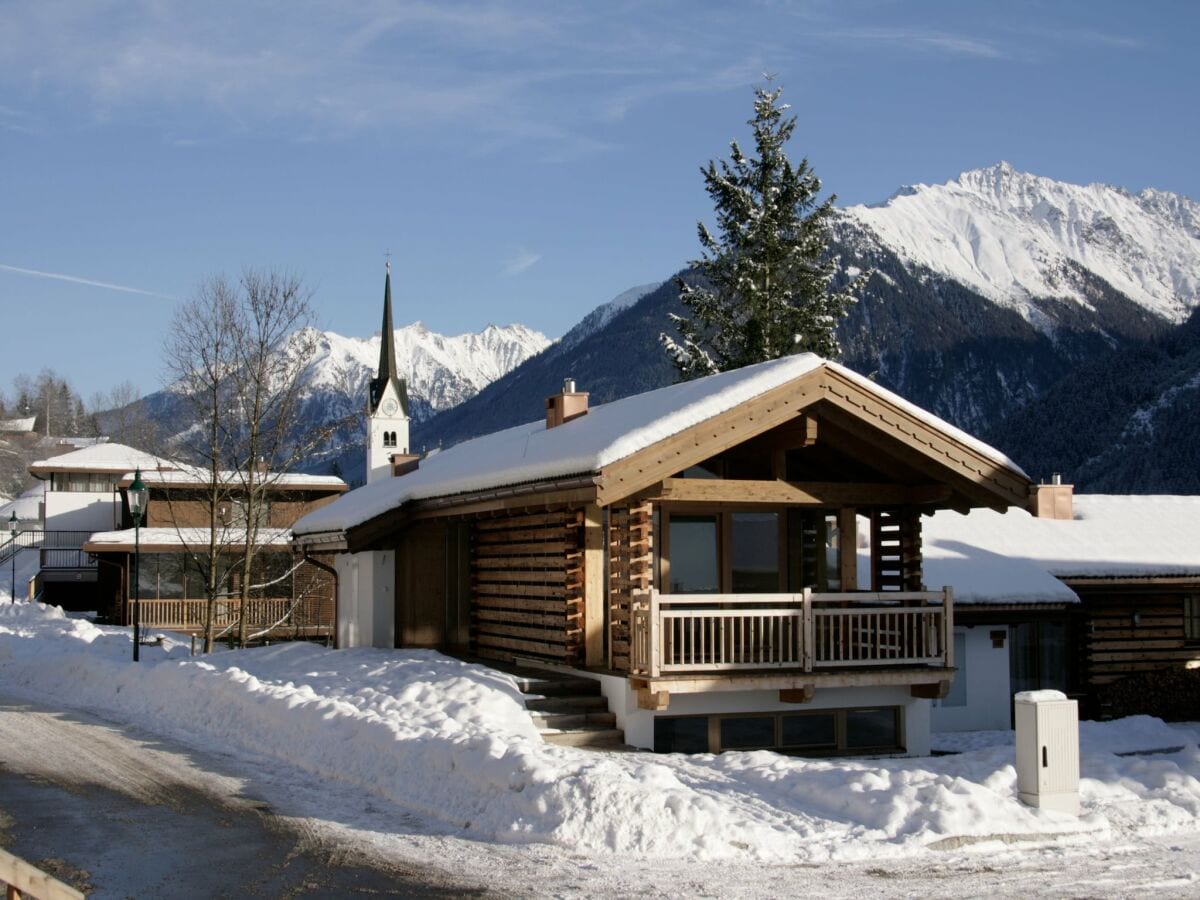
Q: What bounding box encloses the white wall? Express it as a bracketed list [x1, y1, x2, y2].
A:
[335, 550, 395, 649]
[931, 625, 1012, 732]
[43, 492, 119, 533]
[592, 674, 930, 755]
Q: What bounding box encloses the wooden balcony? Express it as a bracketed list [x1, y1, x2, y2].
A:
[630, 588, 954, 679]
[128, 598, 333, 640]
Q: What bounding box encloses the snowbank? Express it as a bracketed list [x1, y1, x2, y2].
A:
[2, 601, 1199, 862]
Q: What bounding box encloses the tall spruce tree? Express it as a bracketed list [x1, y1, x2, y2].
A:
[663, 83, 864, 379]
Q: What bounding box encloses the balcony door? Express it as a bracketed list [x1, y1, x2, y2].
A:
[662, 510, 781, 594]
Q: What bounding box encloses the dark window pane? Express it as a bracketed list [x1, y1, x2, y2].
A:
[719, 716, 775, 750]
[668, 516, 718, 594]
[158, 554, 185, 600]
[781, 713, 836, 747]
[731, 512, 779, 593]
[845, 708, 898, 749]
[136, 554, 158, 598]
[655, 717, 709, 753]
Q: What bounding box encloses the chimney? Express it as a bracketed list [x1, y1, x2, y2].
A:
[545, 378, 589, 429]
[1029, 473, 1074, 520]
[391, 452, 421, 477]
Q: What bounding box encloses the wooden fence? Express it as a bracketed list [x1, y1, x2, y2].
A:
[0, 847, 84, 900]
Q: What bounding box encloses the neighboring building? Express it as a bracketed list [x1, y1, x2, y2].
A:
[922, 487, 1200, 730]
[82, 465, 347, 637]
[294, 353, 1032, 755]
[27, 442, 169, 608]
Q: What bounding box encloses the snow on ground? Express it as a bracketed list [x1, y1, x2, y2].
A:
[3, 600, 1200, 871]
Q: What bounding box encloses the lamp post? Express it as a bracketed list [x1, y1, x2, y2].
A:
[8, 511, 17, 603]
[128, 468, 149, 662]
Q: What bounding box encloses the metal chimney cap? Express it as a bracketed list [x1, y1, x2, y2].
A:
[562, 377, 576, 393]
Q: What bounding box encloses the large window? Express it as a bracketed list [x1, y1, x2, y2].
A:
[662, 508, 847, 594]
[653, 707, 903, 755]
[131, 551, 292, 600]
[50, 472, 119, 492]
[1185, 596, 1200, 644]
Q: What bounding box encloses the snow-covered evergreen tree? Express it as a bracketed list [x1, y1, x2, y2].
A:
[663, 83, 865, 378]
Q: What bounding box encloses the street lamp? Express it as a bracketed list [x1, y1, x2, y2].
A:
[128, 468, 149, 662]
[8, 511, 17, 603]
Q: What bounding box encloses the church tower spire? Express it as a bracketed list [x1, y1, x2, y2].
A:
[366, 261, 411, 484]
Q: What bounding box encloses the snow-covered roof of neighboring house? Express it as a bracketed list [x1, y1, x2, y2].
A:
[922, 495, 1200, 602]
[29, 442, 173, 477]
[128, 467, 346, 491]
[0, 416, 36, 433]
[83, 527, 292, 553]
[0, 485, 42, 525]
[295, 354, 1026, 538]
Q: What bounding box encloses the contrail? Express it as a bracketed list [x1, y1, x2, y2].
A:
[0, 263, 178, 300]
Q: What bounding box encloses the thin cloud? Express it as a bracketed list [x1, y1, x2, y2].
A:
[0, 263, 177, 300]
[827, 28, 1005, 59]
[501, 250, 542, 277]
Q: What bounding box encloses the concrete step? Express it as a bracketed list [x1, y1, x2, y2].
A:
[540, 725, 629, 750]
[512, 675, 601, 698]
[529, 710, 617, 730]
[524, 694, 609, 713]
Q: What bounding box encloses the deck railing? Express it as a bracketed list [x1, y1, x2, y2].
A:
[630, 587, 953, 678]
[135, 598, 296, 630]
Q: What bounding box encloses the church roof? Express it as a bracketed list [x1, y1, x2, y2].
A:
[368, 266, 410, 417]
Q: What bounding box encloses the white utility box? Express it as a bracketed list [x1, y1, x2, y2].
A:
[1014, 690, 1080, 815]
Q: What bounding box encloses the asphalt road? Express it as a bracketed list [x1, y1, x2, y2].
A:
[0, 693, 494, 898]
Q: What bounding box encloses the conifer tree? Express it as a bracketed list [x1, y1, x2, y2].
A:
[663, 83, 865, 378]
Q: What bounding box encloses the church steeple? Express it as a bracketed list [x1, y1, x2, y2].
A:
[368, 262, 410, 417]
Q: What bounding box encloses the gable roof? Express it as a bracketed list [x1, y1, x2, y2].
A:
[294, 354, 1028, 540]
[29, 442, 173, 477]
[925, 496, 1200, 585]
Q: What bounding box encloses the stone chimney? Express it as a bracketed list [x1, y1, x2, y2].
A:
[1029, 473, 1074, 520]
[545, 378, 589, 429]
[391, 452, 421, 477]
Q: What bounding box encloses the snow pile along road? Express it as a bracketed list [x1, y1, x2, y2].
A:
[2, 601, 1200, 862]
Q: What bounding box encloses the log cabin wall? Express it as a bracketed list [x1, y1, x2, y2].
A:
[1072, 583, 1200, 688]
[469, 510, 584, 665]
[607, 502, 652, 672]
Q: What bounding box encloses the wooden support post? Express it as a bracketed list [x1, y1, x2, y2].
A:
[583, 504, 605, 667]
[942, 585, 954, 669]
[801, 588, 814, 673]
[838, 507, 857, 591]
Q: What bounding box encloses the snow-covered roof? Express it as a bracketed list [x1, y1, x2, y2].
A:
[130, 466, 346, 491]
[295, 355, 1025, 537]
[0, 416, 36, 433]
[922, 495, 1200, 601]
[29, 442, 172, 476]
[84, 527, 292, 552]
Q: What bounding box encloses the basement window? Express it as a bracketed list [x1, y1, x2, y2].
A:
[653, 707, 903, 755]
[1185, 596, 1200, 644]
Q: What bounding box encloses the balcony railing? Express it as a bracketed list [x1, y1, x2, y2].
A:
[134, 598, 296, 630]
[630, 588, 953, 678]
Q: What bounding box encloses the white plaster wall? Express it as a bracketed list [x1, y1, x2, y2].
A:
[44, 492, 118, 533]
[590, 673, 930, 755]
[370, 549, 395, 648]
[335, 554, 361, 649]
[932, 625, 1012, 733]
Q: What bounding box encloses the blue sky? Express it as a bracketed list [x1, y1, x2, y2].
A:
[2, 0, 1197, 403]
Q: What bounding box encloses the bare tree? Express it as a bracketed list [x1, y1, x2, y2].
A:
[163, 269, 340, 652]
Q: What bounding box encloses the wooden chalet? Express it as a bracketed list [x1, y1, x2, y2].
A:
[294, 355, 1032, 755]
[83, 466, 346, 641]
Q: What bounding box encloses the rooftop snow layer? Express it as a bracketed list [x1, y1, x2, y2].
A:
[84, 527, 293, 550]
[29, 442, 171, 475]
[925, 495, 1200, 583]
[295, 355, 1025, 537]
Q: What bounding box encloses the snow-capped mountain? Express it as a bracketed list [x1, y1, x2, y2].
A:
[844, 162, 1200, 327]
[559, 282, 664, 349]
[306, 321, 551, 416]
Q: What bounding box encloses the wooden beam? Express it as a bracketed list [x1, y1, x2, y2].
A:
[637, 687, 670, 710]
[911, 680, 952, 700]
[647, 478, 952, 507]
[779, 686, 815, 704]
[582, 503, 605, 667]
[596, 375, 824, 506]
